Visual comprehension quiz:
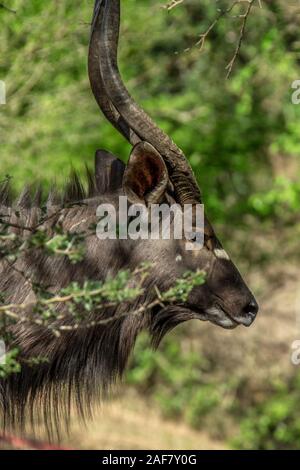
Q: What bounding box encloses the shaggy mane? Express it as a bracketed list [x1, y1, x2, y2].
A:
[0, 155, 190, 439]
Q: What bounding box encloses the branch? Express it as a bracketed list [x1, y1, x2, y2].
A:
[164, 0, 262, 77]
[0, 3, 16, 13]
[164, 0, 184, 10]
[226, 0, 261, 78]
[0, 267, 206, 336]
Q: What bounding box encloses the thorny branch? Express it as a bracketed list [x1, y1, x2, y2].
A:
[0, 212, 205, 348]
[0, 266, 205, 334]
[0, 262, 205, 376]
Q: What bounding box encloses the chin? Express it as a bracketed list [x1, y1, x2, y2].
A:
[210, 318, 239, 329]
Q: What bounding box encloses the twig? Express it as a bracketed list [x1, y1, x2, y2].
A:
[196, 0, 256, 53]
[164, 0, 184, 10]
[164, 0, 261, 77]
[225, 0, 258, 78]
[0, 3, 16, 13]
[56, 298, 161, 332]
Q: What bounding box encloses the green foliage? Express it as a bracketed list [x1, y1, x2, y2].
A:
[233, 376, 300, 450]
[0, 213, 87, 266]
[249, 176, 300, 219]
[0, 1, 299, 224]
[160, 270, 206, 303]
[0, 207, 207, 376]
[128, 335, 300, 449]
[127, 333, 221, 428]
[30, 230, 86, 263]
[0, 348, 20, 378]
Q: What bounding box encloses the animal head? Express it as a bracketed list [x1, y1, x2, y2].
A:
[88, 0, 258, 332]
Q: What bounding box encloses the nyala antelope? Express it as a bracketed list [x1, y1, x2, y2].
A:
[0, 0, 258, 435]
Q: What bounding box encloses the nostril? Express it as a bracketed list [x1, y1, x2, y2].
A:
[244, 299, 259, 318]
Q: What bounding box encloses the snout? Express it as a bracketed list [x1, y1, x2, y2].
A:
[185, 257, 259, 330]
[205, 256, 259, 329]
[233, 297, 259, 327]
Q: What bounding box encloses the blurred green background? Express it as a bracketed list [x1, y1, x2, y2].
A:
[1, 0, 300, 450]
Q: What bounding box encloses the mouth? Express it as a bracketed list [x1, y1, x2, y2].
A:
[205, 305, 239, 329]
[187, 303, 254, 330]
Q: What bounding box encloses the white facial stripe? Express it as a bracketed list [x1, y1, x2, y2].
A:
[214, 248, 230, 261]
[175, 254, 182, 263]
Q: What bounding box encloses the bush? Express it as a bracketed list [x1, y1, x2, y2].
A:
[233, 376, 300, 450]
[127, 333, 222, 428]
[128, 336, 300, 449]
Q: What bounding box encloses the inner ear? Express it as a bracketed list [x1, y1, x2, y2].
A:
[123, 142, 169, 205]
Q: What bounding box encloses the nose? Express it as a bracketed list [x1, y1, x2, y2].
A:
[244, 298, 259, 319]
[238, 298, 259, 326]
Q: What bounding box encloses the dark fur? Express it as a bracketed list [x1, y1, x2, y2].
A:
[0, 162, 189, 438]
[0, 149, 258, 438]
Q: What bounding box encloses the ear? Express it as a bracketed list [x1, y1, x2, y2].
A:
[95, 149, 126, 194]
[123, 142, 169, 205]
